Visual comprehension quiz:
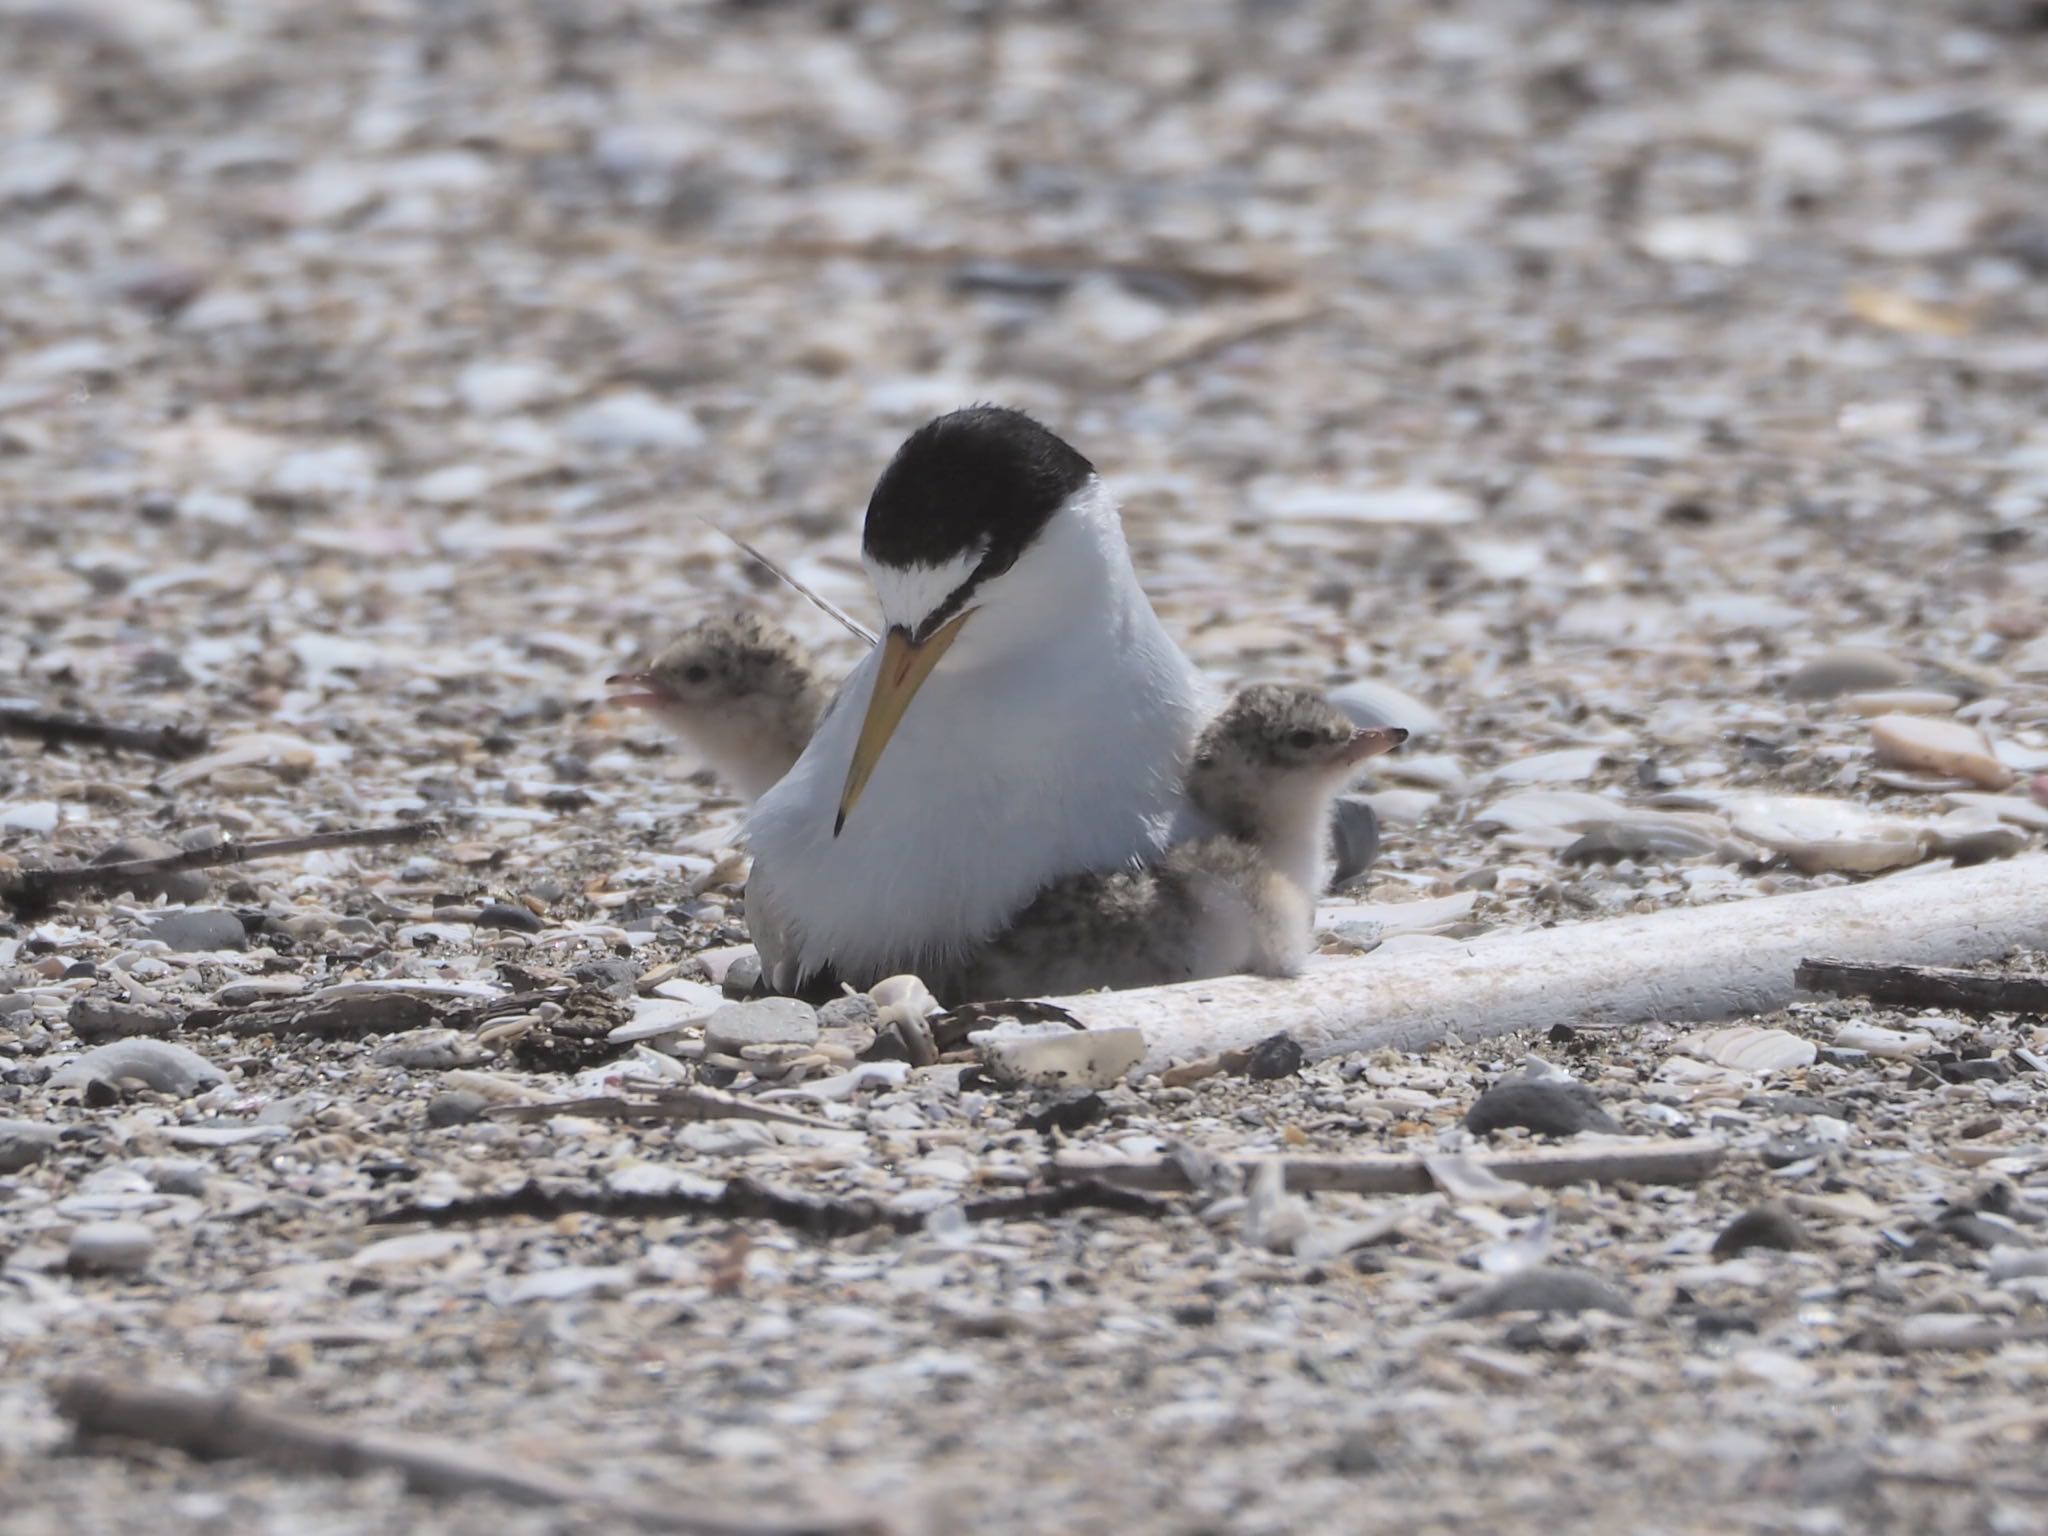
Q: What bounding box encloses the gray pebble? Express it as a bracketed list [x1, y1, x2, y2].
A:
[0, 1118, 62, 1172]
[1713, 1203, 1809, 1257]
[720, 952, 764, 999]
[1465, 1077, 1621, 1137]
[145, 908, 248, 953]
[66, 1219, 155, 1274]
[51, 1038, 227, 1097]
[1327, 796, 1381, 888]
[476, 902, 544, 933]
[425, 1089, 491, 1127]
[817, 994, 881, 1032]
[1783, 647, 1912, 701]
[1449, 1266, 1632, 1319]
[703, 998, 819, 1054]
[92, 836, 211, 904]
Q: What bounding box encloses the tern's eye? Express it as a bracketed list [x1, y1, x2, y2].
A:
[1286, 728, 1319, 751]
[682, 664, 711, 685]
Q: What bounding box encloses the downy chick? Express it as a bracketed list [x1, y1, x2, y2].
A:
[606, 615, 829, 801]
[949, 684, 1405, 1000]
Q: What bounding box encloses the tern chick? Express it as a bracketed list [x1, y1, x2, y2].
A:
[950, 685, 1405, 1000]
[607, 615, 828, 801]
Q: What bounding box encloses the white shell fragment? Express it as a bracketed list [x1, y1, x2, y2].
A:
[1727, 796, 1926, 874]
[1675, 1026, 1817, 1074]
[1869, 715, 2015, 791]
[977, 1026, 1146, 1090]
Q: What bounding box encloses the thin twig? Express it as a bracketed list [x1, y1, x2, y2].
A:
[1796, 956, 2048, 1016]
[1115, 297, 1329, 388]
[0, 823, 440, 915]
[1052, 1137, 1726, 1196]
[52, 1376, 882, 1536]
[0, 707, 209, 760]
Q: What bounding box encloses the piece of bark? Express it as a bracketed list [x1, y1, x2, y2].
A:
[0, 708, 208, 760]
[1795, 957, 2048, 1015]
[1038, 855, 2048, 1070]
[51, 1376, 879, 1536]
[2, 823, 440, 916]
[1051, 1136, 1726, 1196]
[376, 1173, 1168, 1236]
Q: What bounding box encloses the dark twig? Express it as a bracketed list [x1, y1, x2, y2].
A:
[1796, 957, 2048, 1016]
[374, 1174, 1172, 1236]
[0, 823, 440, 916]
[0, 708, 209, 761]
[52, 1376, 882, 1536]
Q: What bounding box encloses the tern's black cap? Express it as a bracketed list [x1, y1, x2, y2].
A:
[861, 406, 1094, 577]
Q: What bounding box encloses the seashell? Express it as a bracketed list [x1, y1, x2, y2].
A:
[1727, 795, 1925, 874]
[1676, 1026, 1817, 1074]
[1869, 714, 2014, 791]
[869, 974, 942, 1030]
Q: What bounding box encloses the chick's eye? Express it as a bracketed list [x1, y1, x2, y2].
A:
[682, 664, 711, 685]
[1286, 729, 1319, 750]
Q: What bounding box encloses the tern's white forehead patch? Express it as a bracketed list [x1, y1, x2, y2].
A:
[866, 544, 985, 631]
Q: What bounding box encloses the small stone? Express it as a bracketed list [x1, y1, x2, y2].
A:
[1784, 648, 1913, 701]
[51, 1038, 227, 1097]
[702, 998, 819, 1054]
[817, 994, 881, 1033]
[1713, 1203, 1810, 1257]
[719, 952, 764, 999]
[425, 1090, 490, 1127]
[67, 1220, 155, 1274]
[66, 996, 183, 1044]
[1760, 1135, 1826, 1169]
[1327, 797, 1380, 888]
[0, 1118, 62, 1172]
[1465, 1077, 1621, 1137]
[979, 1026, 1147, 1091]
[1449, 1267, 1632, 1319]
[91, 837, 210, 903]
[1020, 1091, 1107, 1135]
[1869, 714, 2015, 791]
[1243, 1032, 1306, 1081]
[475, 902, 543, 933]
[144, 908, 249, 953]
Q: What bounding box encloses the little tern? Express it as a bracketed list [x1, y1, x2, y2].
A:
[606, 615, 827, 801]
[743, 405, 1214, 994]
[955, 685, 1405, 999]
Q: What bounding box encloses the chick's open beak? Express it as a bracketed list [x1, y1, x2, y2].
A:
[834, 611, 971, 835]
[1338, 725, 1407, 767]
[605, 670, 669, 709]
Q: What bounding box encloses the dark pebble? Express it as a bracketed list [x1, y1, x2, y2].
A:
[425, 1091, 490, 1127]
[1686, 1308, 1760, 1337]
[145, 908, 249, 953]
[1713, 1202, 1809, 1257]
[1021, 1091, 1107, 1135]
[1170, 1300, 1217, 1327]
[1243, 1031, 1306, 1082]
[721, 953, 764, 999]
[1760, 1135, 1827, 1169]
[1329, 1432, 1384, 1476]
[476, 902, 543, 933]
[1465, 1077, 1621, 1138]
[1935, 1055, 2011, 1084]
[1449, 1267, 1632, 1320]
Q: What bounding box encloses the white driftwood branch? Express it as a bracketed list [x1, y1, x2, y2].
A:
[1042, 855, 2048, 1070]
[1053, 1136, 1725, 1194]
